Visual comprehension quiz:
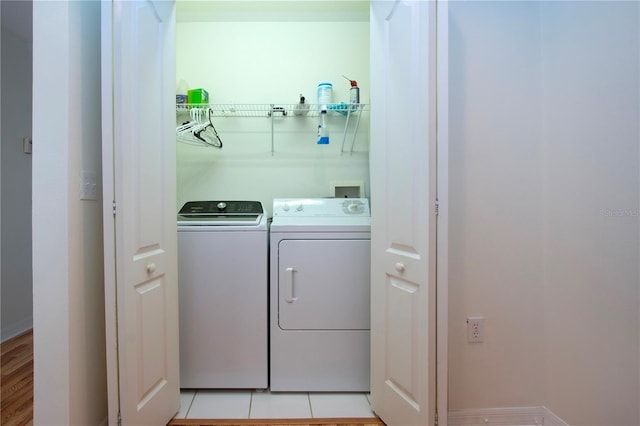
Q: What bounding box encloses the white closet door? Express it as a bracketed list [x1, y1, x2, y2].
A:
[369, 1, 438, 425]
[102, 0, 180, 424]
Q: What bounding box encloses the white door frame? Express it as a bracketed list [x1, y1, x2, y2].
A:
[436, 0, 449, 424]
[100, 1, 118, 421]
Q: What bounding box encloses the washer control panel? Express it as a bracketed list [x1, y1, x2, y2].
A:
[178, 200, 264, 226]
[273, 198, 370, 217]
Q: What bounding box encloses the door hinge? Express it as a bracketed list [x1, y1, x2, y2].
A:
[112, 200, 116, 217]
[435, 410, 439, 426]
[117, 411, 122, 426]
[435, 199, 440, 216]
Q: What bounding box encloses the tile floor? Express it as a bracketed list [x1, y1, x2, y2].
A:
[175, 390, 375, 419]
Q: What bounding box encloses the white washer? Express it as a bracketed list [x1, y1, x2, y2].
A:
[177, 200, 268, 389]
[270, 198, 371, 392]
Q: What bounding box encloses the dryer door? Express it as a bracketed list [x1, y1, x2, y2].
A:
[278, 239, 371, 330]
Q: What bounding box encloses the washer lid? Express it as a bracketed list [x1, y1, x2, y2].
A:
[177, 200, 264, 226]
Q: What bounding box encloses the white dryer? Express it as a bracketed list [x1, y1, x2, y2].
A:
[270, 198, 371, 392]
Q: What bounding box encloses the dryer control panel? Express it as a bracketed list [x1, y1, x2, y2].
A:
[273, 198, 370, 217]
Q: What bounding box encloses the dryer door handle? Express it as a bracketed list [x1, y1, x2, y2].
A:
[285, 267, 297, 303]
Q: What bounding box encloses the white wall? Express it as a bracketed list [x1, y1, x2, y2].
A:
[448, 1, 640, 423]
[448, 0, 545, 409]
[176, 19, 370, 214]
[33, 1, 107, 424]
[1, 17, 33, 341]
[540, 2, 640, 424]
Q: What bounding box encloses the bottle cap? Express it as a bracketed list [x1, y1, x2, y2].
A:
[343, 75, 358, 87]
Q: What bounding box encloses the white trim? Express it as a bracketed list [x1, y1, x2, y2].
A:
[0, 0, 2, 355]
[0, 318, 33, 343]
[541, 406, 570, 426]
[448, 406, 569, 426]
[436, 0, 449, 425]
[100, 1, 118, 424]
[448, 406, 544, 426]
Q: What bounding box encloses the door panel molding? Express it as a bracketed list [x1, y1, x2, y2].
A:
[370, 1, 439, 425]
[102, 1, 179, 424]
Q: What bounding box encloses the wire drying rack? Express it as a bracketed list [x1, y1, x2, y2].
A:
[176, 104, 367, 154]
[177, 103, 366, 118]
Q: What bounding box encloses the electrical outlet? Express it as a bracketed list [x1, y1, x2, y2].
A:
[467, 317, 484, 342]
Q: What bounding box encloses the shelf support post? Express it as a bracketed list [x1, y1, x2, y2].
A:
[270, 104, 275, 155]
[349, 104, 363, 155]
[340, 106, 354, 154]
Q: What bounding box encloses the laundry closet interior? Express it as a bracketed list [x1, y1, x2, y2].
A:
[173, 0, 374, 407]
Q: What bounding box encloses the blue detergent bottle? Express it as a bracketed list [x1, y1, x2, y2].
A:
[317, 107, 329, 144]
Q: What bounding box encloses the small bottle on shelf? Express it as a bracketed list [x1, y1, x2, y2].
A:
[343, 75, 360, 104]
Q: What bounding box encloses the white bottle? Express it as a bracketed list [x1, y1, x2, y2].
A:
[317, 82, 333, 106]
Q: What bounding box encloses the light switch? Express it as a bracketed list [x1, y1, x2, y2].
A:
[80, 170, 98, 200]
[23, 137, 32, 154]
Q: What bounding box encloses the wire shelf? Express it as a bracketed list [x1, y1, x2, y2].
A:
[176, 103, 367, 118]
[176, 103, 368, 154]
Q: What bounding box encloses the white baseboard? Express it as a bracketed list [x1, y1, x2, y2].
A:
[448, 406, 569, 426]
[1, 317, 33, 343]
[541, 406, 569, 426]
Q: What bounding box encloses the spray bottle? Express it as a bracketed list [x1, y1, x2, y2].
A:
[317, 106, 329, 144]
[343, 75, 360, 104]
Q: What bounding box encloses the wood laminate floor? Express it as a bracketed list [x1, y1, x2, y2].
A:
[1, 329, 33, 426]
[1, 331, 384, 426]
